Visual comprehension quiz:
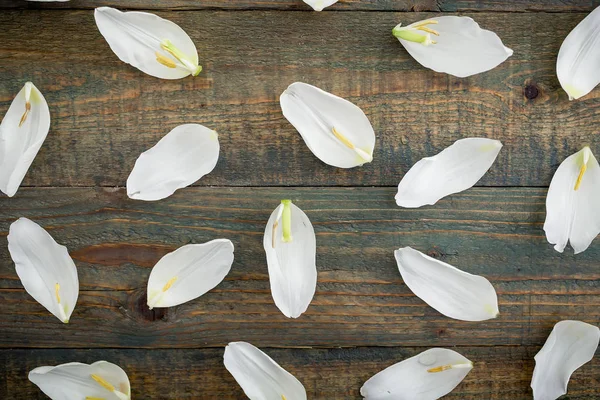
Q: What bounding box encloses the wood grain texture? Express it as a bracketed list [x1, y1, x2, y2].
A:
[3, 346, 600, 399]
[1, 0, 599, 12]
[1, 11, 599, 187]
[1, 187, 599, 348]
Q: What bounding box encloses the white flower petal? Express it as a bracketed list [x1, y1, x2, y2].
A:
[94, 7, 201, 79]
[393, 17, 513, 78]
[8, 217, 78, 323]
[557, 6, 600, 100]
[147, 239, 234, 309]
[0, 82, 50, 197]
[361, 348, 473, 400]
[395, 138, 502, 208]
[127, 123, 219, 201]
[544, 146, 600, 254]
[394, 247, 499, 321]
[531, 320, 600, 400]
[224, 341, 307, 400]
[29, 360, 131, 400]
[280, 82, 375, 169]
[263, 200, 317, 318]
[303, 0, 338, 11]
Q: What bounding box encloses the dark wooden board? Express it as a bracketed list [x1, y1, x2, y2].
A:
[0, 11, 598, 188]
[1, 0, 598, 12]
[1, 187, 598, 348]
[3, 346, 600, 399]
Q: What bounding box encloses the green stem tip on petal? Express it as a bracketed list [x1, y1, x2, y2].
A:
[281, 199, 293, 243]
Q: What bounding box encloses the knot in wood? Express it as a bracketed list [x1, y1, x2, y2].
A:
[524, 84, 539, 100]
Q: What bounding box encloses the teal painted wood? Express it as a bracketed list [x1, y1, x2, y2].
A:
[0, 187, 598, 349]
[0, 11, 597, 187]
[0, 0, 598, 12]
[2, 347, 600, 399]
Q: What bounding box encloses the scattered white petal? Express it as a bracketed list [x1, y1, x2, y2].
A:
[127, 123, 220, 201]
[263, 200, 317, 318]
[29, 360, 130, 400]
[0, 82, 50, 197]
[544, 146, 600, 254]
[361, 348, 473, 400]
[557, 6, 600, 100]
[395, 138, 502, 208]
[224, 341, 307, 400]
[303, 0, 338, 11]
[147, 239, 234, 309]
[280, 82, 375, 168]
[394, 247, 499, 321]
[94, 6, 201, 79]
[392, 17, 513, 77]
[531, 320, 600, 400]
[8, 217, 78, 323]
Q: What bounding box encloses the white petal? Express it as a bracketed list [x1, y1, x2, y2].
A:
[8, 217, 78, 323]
[263, 200, 317, 318]
[94, 7, 201, 79]
[544, 146, 600, 254]
[29, 360, 130, 400]
[224, 341, 307, 400]
[361, 348, 473, 400]
[303, 0, 338, 11]
[557, 7, 600, 100]
[280, 82, 375, 169]
[395, 138, 502, 208]
[531, 320, 600, 400]
[0, 82, 50, 197]
[127, 124, 219, 201]
[393, 17, 513, 78]
[147, 239, 234, 309]
[394, 247, 498, 321]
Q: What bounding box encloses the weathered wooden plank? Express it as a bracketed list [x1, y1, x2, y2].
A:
[0, 11, 598, 188]
[2, 346, 600, 399]
[1, 0, 598, 12]
[1, 187, 599, 348]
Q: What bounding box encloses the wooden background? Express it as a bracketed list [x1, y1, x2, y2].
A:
[1, 0, 600, 398]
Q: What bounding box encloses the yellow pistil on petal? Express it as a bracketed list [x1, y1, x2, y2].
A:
[281, 199, 293, 243]
[155, 52, 177, 69]
[574, 146, 592, 191]
[162, 276, 178, 292]
[86, 397, 106, 400]
[282, 396, 287, 400]
[427, 362, 473, 373]
[575, 164, 587, 191]
[19, 101, 31, 127]
[160, 39, 202, 76]
[272, 219, 279, 248]
[55, 283, 61, 304]
[331, 127, 372, 162]
[91, 374, 115, 392]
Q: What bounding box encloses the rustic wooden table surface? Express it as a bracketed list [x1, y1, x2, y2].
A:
[2, 0, 600, 399]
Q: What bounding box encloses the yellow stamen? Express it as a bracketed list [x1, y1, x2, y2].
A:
[332, 127, 356, 150]
[19, 101, 31, 127]
[427, 364, 452, 373]
[55, 283, 61, 304]
[574, 163, 587, 191]
[417, 26, 439, 36]
[427, 362, 472, 373]
[413, 19, 439, 28]
[162, 276, 178, 292]
[272, 220, 279, 248]
[91, 374, 115, 392]
[155, 52, 177, 69]
[86, 397, 106, 400]
[282, 396, 287, 400]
